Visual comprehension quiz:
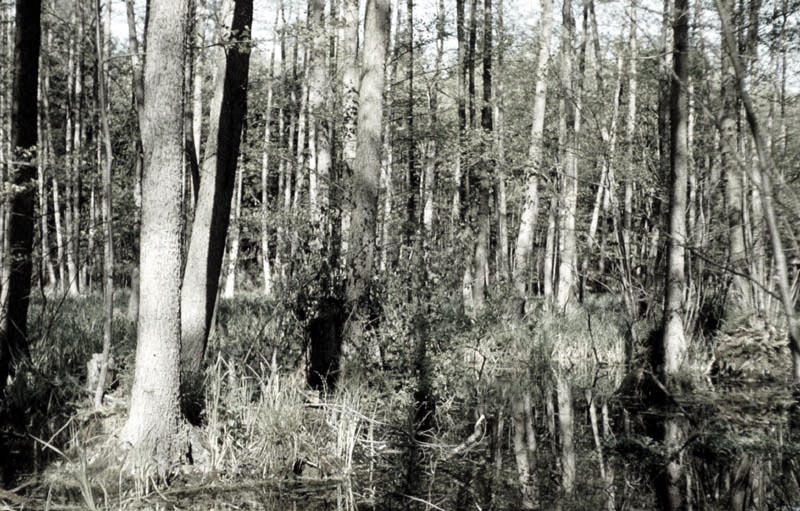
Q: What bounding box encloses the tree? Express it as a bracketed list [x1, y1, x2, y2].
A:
[346, 0, 390, 345]
[653, 0, 690, 505]
[513, 0, 554, 309]
[180, 0, 254, 375]
[93, 0, 114, 409]
[0, 0, 42, 392]
[120, 0, 190, 475]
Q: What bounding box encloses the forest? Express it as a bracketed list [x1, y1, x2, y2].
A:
[0, 0, 798, 508]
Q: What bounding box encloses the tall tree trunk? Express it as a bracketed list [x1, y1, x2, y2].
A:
[654, 0, 690, 506]
[555, 0, 580, 312]
[512, 0, 553, 307]
[125, 0, 145, 323]
[346, 0, 390, 333]
[64, 7, 80, 296]
[619, 0, 638, 316]
[120, 0, 190, 475]
[94, 0, 114, 409]
[0, 0, 42, 391]
[180, 0, 253, 374]
[494, 0, 509, 282]
[38, 25, 56, 289]
[261, 7, 280, 297]
[720, 0, 750, 312]
[470, 0, 492, 313]
[378, 0, 400, 272]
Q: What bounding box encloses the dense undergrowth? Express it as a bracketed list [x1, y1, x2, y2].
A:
[1, 289, 799, 510]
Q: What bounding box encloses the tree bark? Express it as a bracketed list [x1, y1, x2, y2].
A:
[38, 25, 56, 289]
[94, 0, 114, 410]
[347, 0, 390, 322]
[653, 0, 690, 506]
[719, 0, 750, 312]
[513, 0, 553, 308]
[555, 0, 581, 312]
[120, 0, 189, 474]
[0, 0, 41, 391]
[125, 0, 145, 321]
[180, 0, 253, 374]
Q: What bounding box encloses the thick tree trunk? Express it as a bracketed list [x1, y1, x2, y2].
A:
[180, 0, 253, 374]
[0, 0, 41, 391]
[121, 0, 189, 474]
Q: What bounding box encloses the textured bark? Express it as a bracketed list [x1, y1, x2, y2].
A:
[512, 0, 553, 304]
[120, 0, 189, 473]
[180, 0, 253, 374]
[0, 0, 41, 390]
[347, 0, 390, 312]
